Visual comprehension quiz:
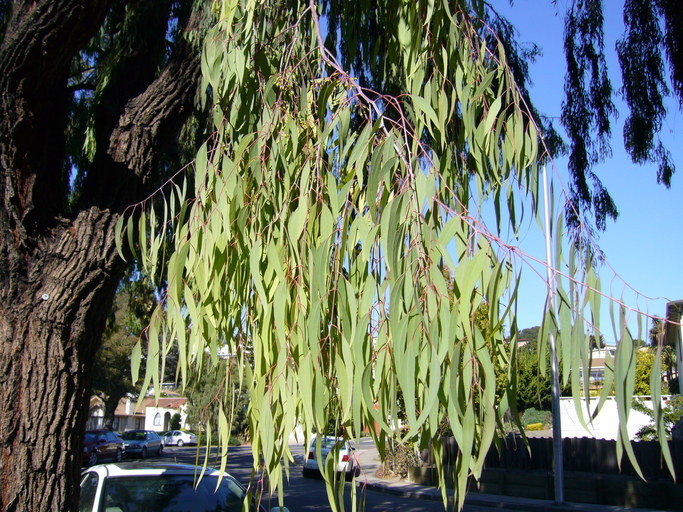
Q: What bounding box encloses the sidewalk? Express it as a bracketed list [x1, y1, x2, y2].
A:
[352, 442, 668, 512]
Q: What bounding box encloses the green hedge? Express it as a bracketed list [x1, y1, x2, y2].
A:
[522, 408, 552, 428]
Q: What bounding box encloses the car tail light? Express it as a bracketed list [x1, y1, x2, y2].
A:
[307, 452, 314, 459]
[341, 454, 349, 462]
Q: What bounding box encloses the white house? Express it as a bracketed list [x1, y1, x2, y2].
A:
[87, 394, 189, 432]
[140, 396, 189, 431]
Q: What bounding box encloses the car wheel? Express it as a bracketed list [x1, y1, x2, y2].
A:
[114, 448, 122, 463]
[141, 446, 147, 459]
[87, 450, 98, 466]
[177, 439, 184, 447]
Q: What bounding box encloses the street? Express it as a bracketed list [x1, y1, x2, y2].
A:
[137, 443, 523, 512]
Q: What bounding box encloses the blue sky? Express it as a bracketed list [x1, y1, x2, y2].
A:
[493, 0, 682, 340]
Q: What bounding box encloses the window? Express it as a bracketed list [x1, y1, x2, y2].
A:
[79, 472, 99, 512]
[102, 475, 247, 511]
[154, 413, 161, 426]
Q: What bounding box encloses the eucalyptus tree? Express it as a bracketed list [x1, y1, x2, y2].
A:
[0, 0, 676, 511]
[120, 1, 667, 510]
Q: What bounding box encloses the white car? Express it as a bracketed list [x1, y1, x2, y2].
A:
[302, 436, 355, 477]
[161, 430, 198, 447]
[80, 462, 289, 512]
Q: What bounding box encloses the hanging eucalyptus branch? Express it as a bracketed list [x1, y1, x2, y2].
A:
[116, 0, 669, 510]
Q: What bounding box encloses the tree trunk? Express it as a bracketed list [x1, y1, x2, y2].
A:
[0, 2, 201, 509]
[0, 209, 124, 510]
[103, 392, 125, 432]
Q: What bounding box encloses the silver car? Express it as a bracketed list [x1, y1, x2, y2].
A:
[121, 430, 163, 458]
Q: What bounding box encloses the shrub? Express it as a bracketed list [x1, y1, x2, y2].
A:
[526, 422, 544, 431]
[380, 442, 420, 479]
[522, 408, 552, 428]
[197, 431, 243, 446]
[170, 413, 182, 431]
[634, 395, 683, 441]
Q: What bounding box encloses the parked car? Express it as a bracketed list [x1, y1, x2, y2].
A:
[161, 430, 198, 447]
[302, 436, 355, 477]
[79, 462, 290, 512]
[83, 430, 124, 466]
[121, 430, 163, 458]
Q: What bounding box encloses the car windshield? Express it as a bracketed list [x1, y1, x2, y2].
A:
[122, 432, 146, 441]
[313, 437, 342, 450]
[102, 475, 247, 512]
[84, 433, 98, 443]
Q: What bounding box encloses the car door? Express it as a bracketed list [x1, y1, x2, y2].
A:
[147, 431, 160, 453]
[95, 433, 111, 459]
[105, 432, 120, 459]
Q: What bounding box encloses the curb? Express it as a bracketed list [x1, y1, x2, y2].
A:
[357, 477, 667, 512]
[358, 479, 443, 501]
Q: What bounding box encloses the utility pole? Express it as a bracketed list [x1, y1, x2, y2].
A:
[665, 300, 683, 391]
[542, 165, 564, 504]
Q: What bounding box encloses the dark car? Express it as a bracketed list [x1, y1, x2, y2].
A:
[121, 430, 163, 458]
[83, 430, 124, 466]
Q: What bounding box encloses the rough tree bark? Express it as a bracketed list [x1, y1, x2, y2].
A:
[0, 1, 200, 510]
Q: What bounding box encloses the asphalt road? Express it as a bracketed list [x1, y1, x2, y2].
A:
[130, 444, 523, 512]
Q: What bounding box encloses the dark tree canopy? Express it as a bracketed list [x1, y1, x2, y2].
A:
[561, 0, 682, 233]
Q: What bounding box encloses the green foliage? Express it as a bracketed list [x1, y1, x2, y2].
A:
[93, 271, 158, 428]
[634, 395, 683, 441]
[185, 358, 249, 444]
[521, 408, 552, 429]
[515, 342, 552, 410]
[515, 326, 540, 344]
[119, 2, 546, 508]
[115, 0, 671, 509]
[170, 413, 182, 431]
[634, 348, 655, 396]
[617, 0, 675, 186]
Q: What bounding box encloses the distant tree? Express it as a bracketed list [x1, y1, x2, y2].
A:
[92, 272, 156, 430]
[649, 318, 677, 387]
[516, 342, 553, 411]
[516, 326, 540, 345]
[510, 326, 554, 410]
[650, 319, 666, 347]
[170, 413, 182, 431]
[589, 333, 605, 349]
[634, 348, 656, 396]
[185, 358, 249, 442]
